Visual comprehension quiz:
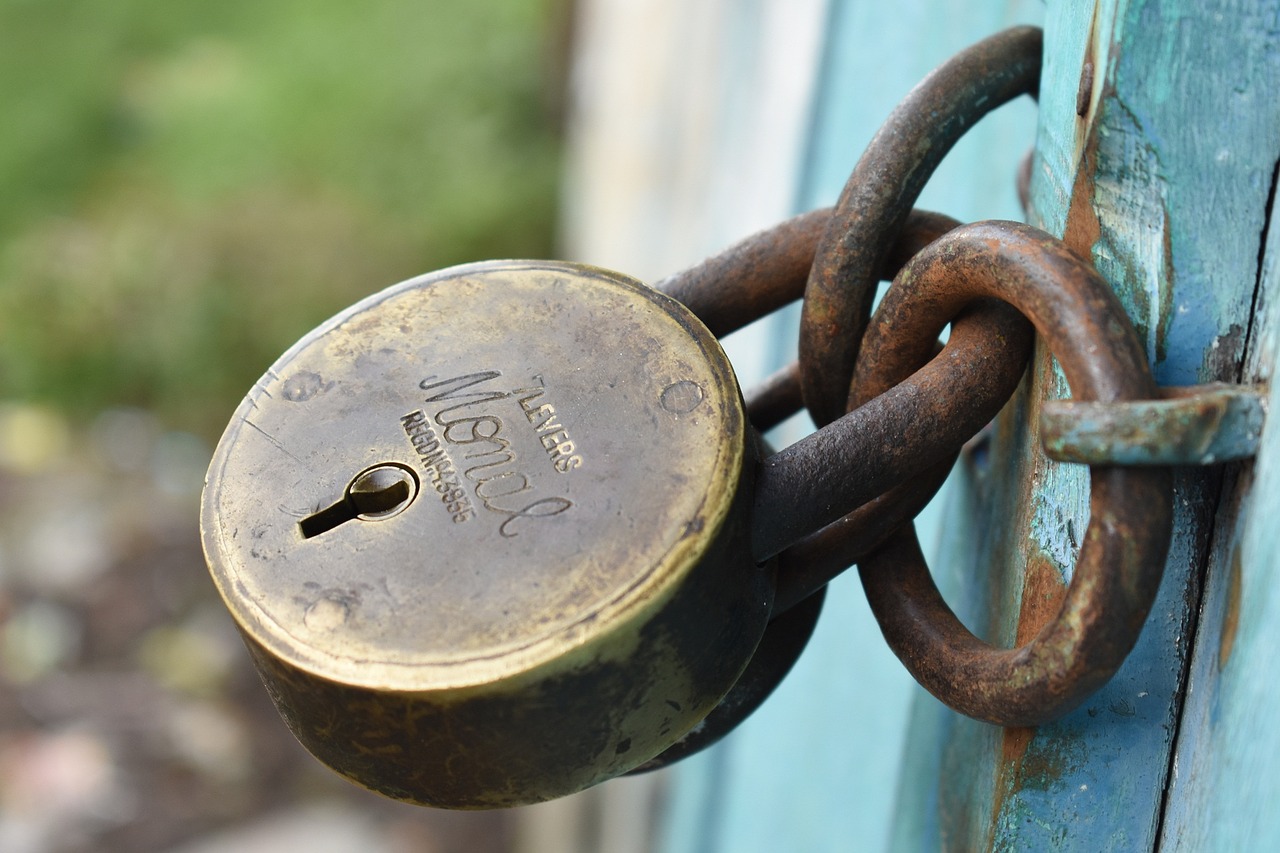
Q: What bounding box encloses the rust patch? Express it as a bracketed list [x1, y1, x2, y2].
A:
[990, 725, 1035, 836]
[1064, 5, 1103, 258]
[1063, 132, 1102, 260]
[1013, 738, 1076, 793]
[1219, 546, 1243, 669]
[990, 721, 1084, 840]
[1000, 725, 1035, 766]
[1016, 551, 1069, 647]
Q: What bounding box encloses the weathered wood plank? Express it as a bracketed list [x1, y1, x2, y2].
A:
[894, 0, 1279, 849]
[1160, 151, 1280, 849]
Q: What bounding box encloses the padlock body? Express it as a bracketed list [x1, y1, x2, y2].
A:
[201, 261, 770, 807]
[241, 474, 762, 807]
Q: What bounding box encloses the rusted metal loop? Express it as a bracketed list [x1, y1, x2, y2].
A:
[626, 585, 826, 774]
[751, 297, 1033, 562]
[853, 220, 1173, 726]
[744, 362, 804, 433]
[742, 364, 950, 614]
[798, 26, 1042, 428]
[657, 208, 961, 338]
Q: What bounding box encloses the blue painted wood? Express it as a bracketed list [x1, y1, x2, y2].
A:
[886, 0, 1280, 849]
[663, 0, 1279, 849]
[1159, 152, 1280, 848]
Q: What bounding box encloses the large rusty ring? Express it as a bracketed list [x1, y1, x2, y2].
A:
[852, 221, 1173, 726]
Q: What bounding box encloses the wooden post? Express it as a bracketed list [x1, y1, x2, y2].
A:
[891, 1, 1280, 848]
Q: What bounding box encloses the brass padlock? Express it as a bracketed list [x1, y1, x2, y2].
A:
[200, 23, 1054, 808]
[202, 261, 773, 808]
[202, 242, 1034, 807]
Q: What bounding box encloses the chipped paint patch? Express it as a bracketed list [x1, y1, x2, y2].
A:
[1016, 551, 1070, 646]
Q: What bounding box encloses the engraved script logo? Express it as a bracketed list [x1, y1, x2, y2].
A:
[403, 370, 583, 536]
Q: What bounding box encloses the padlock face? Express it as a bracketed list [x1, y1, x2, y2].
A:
[201, 260, 771, 807]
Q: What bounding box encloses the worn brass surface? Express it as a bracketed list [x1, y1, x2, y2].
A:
[201, 261, 768, 807]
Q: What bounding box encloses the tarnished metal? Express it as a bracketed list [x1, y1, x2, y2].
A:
[658, 208, 962, 337]
[202, 261, 769, 808]
[1042, 383, 1267, 465]
[751, 297, 1033, 562]
[798, 26, 1042, 427]
[627, 586, 826, 774]
[853, 221, 1174, 726]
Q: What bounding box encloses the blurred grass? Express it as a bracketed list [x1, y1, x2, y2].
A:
[0, 0, 564, 440]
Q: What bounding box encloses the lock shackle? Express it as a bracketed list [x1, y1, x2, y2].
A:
[854, 220, 1173, 726]
[798, 25, 1042, 428]
[657, 207, 959, 339]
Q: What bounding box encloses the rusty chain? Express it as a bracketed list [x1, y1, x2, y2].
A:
[641, 24, 1179, 760]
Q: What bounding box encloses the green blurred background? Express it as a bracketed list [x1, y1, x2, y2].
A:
[0, 0, 565, 440]
[0, 3, 566, 849]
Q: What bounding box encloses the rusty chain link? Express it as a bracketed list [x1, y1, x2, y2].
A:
[798, 25, 1041, 428]
[852, 221, 1173, 725]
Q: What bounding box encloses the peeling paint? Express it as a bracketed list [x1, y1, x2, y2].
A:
[1015, 550, 1070, 646]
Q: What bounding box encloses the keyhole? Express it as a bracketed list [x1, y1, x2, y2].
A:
[299, 463, 419, 539]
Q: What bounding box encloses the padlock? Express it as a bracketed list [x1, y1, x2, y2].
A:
[202, 260, 774, 808]
[198, 21, 1056, 808]
[201, 247, 1035, 808]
